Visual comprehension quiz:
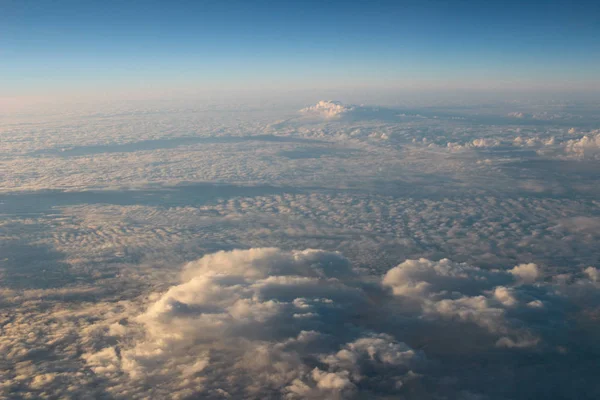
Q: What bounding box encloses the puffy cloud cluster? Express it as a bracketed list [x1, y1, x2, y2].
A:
[440, 137, 503, 152]
[0, 286, 146, 399]
[411, 127, 600, 163]
[299, 101, 354, 119]
[506, 111, 581, 121]
[73, 248, 600, 399]
[564, 131, 600, 159]
[507, 111, 529, 119]
[382, 258, 539, 348]
[81, 248, 423, 398]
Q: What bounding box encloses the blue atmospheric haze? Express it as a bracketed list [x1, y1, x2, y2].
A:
[1, 0, 599, 95]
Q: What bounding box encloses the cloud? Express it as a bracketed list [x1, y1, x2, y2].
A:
[4, 99, 600, 400]
[507, 111, 582, 121]
[81, 249, 423, 398]
[584, 267, 599, 282]
[509, 263, 540, 284]
[69, 249, 600, 398]
[299, 101, 355, 119]
[507, 112, 530, 119]
[382, 258, 537, 346]
[382, 258, 508, 298]
[1, 248, 599, 398]
[564, 131, 600, 159]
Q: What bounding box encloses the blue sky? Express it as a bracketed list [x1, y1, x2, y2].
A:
[2, 0, 599, 98]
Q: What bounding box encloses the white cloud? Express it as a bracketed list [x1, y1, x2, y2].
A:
[72, 250, 600, 397]
[564, 132, 600, 159]
[507, 112, 529, 119]
[509, 263, 540, 284]
[382, 258, 506, 298]
[584, 266, 599, 282]
[299, 101, 354, 119]
[423, 295, 506, 334]
[493, 286, 518, 307]
[1, 248, 599, 399]
[82, 248, 422, 398]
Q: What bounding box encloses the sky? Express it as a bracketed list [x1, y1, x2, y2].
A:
[2, 0, 600, 101]
[2, 3, 600, 395]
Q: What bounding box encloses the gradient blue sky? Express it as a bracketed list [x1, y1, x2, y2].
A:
[2, 0, 599, 98]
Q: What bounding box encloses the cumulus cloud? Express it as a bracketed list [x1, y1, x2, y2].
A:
[509, 263, 540, 284]
[382, 258, 538, 347]
[507, 112, 530, 119]
[507, 111, 581, 121]
[70, 249, 600, 398]
[382, 258, 508, 298]
[299, 101, 355, 119]
[584, 266, 599, 282]
[82, 249, 423, 399]
[564, 131, 600, 159]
